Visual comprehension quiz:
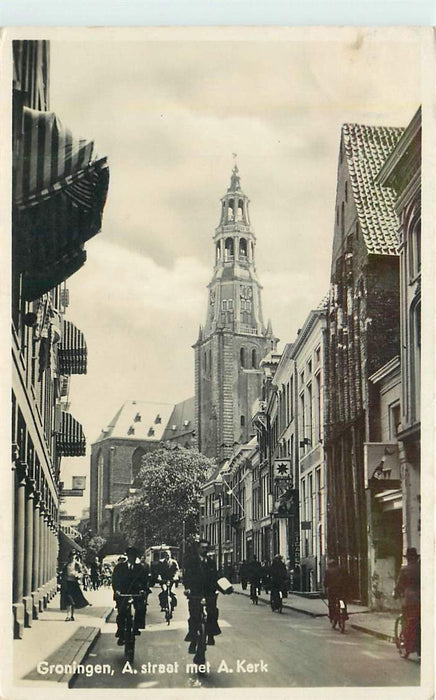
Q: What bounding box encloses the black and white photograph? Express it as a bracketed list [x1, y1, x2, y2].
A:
[3, 25, 434, 697]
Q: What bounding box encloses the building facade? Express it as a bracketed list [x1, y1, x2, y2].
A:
[378, 108, 421, 557]
[12, 40, 109, 637]
[293, 306, 328, 592]
[194, 166, 277, 462]
[325, 123, 403, 604]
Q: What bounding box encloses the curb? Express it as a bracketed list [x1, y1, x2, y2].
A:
[233, 588, 327, 618]
[350, 623, 395, 644]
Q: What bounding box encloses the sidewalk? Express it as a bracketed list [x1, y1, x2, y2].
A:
[233, 584, 397, 643]
[13, 586, 114, 688]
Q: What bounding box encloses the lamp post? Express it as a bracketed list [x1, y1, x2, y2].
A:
[217, 493, 222, 575]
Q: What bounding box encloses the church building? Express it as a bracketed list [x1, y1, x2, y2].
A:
[194, 166, 277, 462]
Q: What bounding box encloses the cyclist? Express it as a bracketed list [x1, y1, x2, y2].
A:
[247, 555, 263, 601]
[270, 554, 288, 606]
[323, 558, 351, 626]
[156, 550, 179, 612]
[393, 547, 420, 658]
[112, 545, 150, 646]
[183, 537, 221, 657]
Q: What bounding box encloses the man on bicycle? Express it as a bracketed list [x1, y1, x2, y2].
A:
[323, 558, 351, 624]
[270, 554, 288, 603]
[183, 537, 221, 654]
[394, 547, 420, 658]
[247, 555, 263, 600]
[156, 550, 179, 611]
[112, 546, 150, 645]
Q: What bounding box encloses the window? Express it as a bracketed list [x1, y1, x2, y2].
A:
[241, 415, 245, 427]
[134, 412, 141, 422]
[224, 237, 234, 259]
[315, 346, 321, 366]
[240, 347, 246, 368]
[222, 299, 227, 311]
[409, 219, 421, 279]
[147, 427, 155, 437]
[315, 373, 322, 443]
[239, 238, 247, 258]
[155, 414, 161, 424]
[237, 199, 244, 220]
[341, 202, 345, 236]
[345, 181, 348, 202]
[389, 402, 401, 439]
[307, 359, 312, 375]
[251, 348, 257, 368]
[411, 302, 421, 422]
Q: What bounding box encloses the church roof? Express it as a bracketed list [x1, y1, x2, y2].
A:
[94, 400, 174, 443]
[162, 396, 195, 442]
[342, 123, 404, 255]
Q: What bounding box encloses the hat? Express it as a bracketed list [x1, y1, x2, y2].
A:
[125, 545, 141, 557]
[405, 547, 418, 559]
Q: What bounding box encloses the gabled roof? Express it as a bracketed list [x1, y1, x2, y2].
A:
[162, 397, 195, 442]
[342, 123, 404, 255]
[93, 400, 174, 444]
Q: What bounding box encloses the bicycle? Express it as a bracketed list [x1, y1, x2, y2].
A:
[270, 587, 283, 613]
[329, 597, 347, 633]
[250, 581, 259, 605]
[187, 595, 208, 673]
[160, 581, 176, 624]
[394, 611, 420, 659]
[115, 592, 147, 663]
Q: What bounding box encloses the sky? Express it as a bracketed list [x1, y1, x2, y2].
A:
[48, 28, 422, 516]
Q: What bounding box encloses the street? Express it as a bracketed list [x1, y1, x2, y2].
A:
[73, 586, 420, 689]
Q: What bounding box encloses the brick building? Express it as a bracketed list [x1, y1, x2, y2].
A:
[194, 166, 278, 463]
[325, 123, 404, 604]
[89, 397, 195, 537]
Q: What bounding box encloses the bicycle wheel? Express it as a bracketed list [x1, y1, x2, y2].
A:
[194, 613, 207, 670]
[124, 609, 135, 663]
[394, 615, 407, 658]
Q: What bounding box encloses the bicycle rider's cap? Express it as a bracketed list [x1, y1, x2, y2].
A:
[405, 547, 418, 559]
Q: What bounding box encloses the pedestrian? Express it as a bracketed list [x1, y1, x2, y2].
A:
[239, 560, 248, 590]
[394, 547, 420, 658]
[183, 537, 221, 664]
[90, 556, 102, 590]
[112, 545, 151, 645]
[261, 560, 271, 594]
[323, 558, 351, 624]
[60, 550, 90, 621]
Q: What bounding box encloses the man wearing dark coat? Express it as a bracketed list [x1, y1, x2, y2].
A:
[394, 547, 420, 657]
[183, 537, 221, 660]
[112, 546, 150, 645]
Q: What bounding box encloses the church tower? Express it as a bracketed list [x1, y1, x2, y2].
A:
[194, 165, 278, 461]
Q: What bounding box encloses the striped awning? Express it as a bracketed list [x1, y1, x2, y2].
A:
[13, 106, 109, 301]
[56, 412, 86, 457]
[58, 320, 87, 375]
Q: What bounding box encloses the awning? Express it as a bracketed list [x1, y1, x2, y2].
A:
[58, 320, 87, 375]
[13, 107, 109, 301]
[58, 529, 84, 563]
[56, 411, 86, 457]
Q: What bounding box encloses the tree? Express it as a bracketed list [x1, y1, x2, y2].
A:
[86, 535, 107, 562]
[120, 443, 216, 552]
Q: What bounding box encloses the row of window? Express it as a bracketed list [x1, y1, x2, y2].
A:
[221, 298, 252, 312]
[216, 237, 252, 261]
